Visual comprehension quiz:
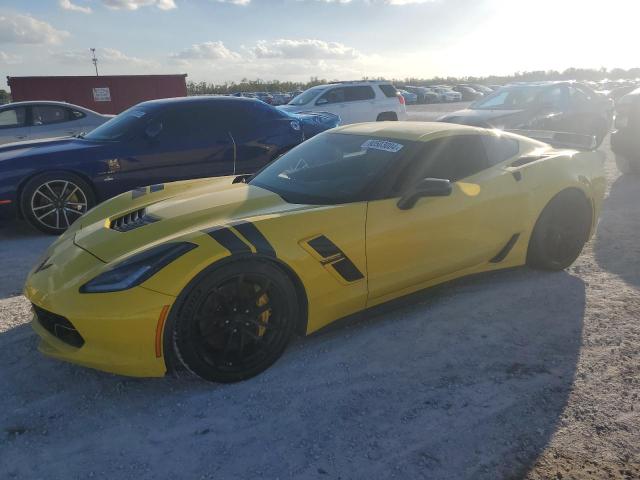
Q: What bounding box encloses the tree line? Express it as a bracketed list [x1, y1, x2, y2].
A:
[187, 67, 640, 95]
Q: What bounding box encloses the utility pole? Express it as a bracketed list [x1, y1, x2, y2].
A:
[90, 48, 99, 76]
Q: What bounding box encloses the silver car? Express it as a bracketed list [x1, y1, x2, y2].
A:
[0, 101, 111, 145]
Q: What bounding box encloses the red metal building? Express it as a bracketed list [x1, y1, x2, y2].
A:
[7, 74, 188, 115]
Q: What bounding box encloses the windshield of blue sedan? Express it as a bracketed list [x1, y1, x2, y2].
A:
[83, 106, 152, 141]
[287, 86, 327, 106]
[250, 133, 414, 204]
[471, 86, 541, 110]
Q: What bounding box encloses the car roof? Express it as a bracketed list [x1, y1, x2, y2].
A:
[137, 95, 266, 109]
[331, 121, 497, 142]
[0, 100, 98, 112]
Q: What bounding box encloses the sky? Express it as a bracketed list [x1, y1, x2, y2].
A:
[0, 0, 639, 89]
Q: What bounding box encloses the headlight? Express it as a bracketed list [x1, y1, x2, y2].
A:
[80, 242, 197, 293]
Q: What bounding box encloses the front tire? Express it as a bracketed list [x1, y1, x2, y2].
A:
[169, 260, 298, 383]
[526, 190, 592, 271]
[20, 172, 95, 235]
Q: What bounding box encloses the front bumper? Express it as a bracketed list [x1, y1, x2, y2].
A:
[25, 237, 175, 378]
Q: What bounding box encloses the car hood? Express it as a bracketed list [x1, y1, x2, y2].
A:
[73, 176, 317, 263]
[438, 108, 528, 128]
[0, 136, 101, 163]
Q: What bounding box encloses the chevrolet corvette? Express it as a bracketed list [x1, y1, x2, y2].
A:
[24, 122, 606, 382]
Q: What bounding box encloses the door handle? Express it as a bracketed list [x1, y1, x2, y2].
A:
[15, 135, 26, 140]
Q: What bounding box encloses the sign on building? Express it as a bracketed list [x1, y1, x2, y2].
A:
[92, 87, 111, 102]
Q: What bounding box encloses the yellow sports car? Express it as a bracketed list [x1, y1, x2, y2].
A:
[24, 122, 606, 382]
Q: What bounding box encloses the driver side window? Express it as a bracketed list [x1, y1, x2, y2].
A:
[317, 88, 345, 105]
[399, 135, 489, 190]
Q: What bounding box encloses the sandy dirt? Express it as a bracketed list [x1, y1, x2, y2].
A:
[0, 105, 638, 479]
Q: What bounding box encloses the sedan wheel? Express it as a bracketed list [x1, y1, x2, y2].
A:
[21, 172, 95, 235]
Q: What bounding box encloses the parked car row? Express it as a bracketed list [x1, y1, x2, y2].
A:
[438, 81, 615, 148]
[3, 76, 638, 237]
[396, 84, 503, 104]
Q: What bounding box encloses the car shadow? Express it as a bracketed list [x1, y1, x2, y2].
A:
[594, 174, 640, 288]
[0, 221, 53, 299]
[0, 267, 585, 480]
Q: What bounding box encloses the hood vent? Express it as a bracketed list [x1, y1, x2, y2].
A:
[110, 208, 159, 232]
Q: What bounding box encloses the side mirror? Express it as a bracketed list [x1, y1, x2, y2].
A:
[316, 98, 329, 105]
[144, 121, 163, 140]
[397, 178, 452, 210]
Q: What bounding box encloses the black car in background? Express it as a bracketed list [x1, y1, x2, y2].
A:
[402, 86, 440, 104]
[452, 85, 483, 101]
[439, 82, 614, 147]
[611, 87, 640, 174]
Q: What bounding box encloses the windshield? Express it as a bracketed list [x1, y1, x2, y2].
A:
[83, 106, 153, 141]
[472, 86, 542, 110]
[288, 86, 326, 106]
[250, 132, 413, 204]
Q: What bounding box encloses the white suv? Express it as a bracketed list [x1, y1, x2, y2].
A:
[278, 81, 408, 125]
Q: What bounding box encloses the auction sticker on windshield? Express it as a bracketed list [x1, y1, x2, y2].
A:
[361, 139, 404, 153]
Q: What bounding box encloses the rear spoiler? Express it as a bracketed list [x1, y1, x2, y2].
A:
[506, 129, 597, 151]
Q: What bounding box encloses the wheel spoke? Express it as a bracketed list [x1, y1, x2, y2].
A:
[62, 208, 70, 228]
[33, 203, 54, 211]
[55, 209, 60, 229]
[44, 183, 58, 200]
[59, 181, 69, 200]
[36, 209, 56, 221]
[221, 329, 236, 362]
[64, 207, 84, 217]
[35, 190, 54, 203]
[64, 185, 78, 201]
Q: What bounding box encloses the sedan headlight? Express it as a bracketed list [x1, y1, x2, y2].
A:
[80, 242, 197, 293]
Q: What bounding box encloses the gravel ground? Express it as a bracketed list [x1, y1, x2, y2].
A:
[1, 104, 639, 479]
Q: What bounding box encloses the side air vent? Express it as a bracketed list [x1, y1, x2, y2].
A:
[109, 208, 159, 232]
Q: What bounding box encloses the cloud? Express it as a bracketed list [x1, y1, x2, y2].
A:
[0, 50, 21, 64]
[59, 0, 93, 13]
[216, 0, 251, 4]
[0, 13, 69, 45]
[251, 39, 361, 60]
[169, 41, 241, 63]
[101, 0, 177, 10]
[52, 47, 157, 68]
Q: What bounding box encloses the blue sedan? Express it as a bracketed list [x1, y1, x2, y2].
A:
[0, 96, 339, 234]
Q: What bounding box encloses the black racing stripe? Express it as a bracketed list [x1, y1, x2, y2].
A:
[490, 233, 520, 263]
[232, 221, 276, 257]
[307, 235, 341, 258]
[206, 226, 252, 255]
[331, 258, 365, 282]
[150, 184, 164, 192]
[131, 187, 147, 199]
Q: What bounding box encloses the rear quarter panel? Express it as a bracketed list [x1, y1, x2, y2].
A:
[506, 148, 606, 244]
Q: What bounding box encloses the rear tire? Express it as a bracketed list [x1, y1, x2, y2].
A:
[20, 171, 95, 235]
[527, 190, 592, 271]
[168, 260, 299, 383]
[376, 112, 398, 121]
